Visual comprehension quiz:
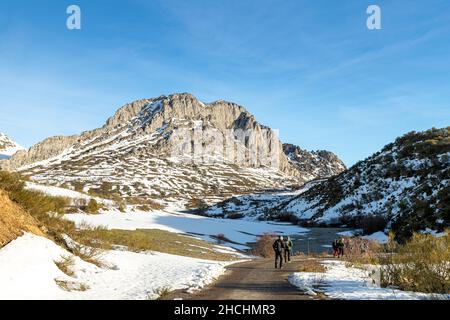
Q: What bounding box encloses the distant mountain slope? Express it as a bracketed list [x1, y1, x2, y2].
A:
[1, 93, 345, 208]
[283, 143, 346, 180]
[203, 145, 346, 219]
[0, 133, 25, 159]
[277, 127, 450, 240]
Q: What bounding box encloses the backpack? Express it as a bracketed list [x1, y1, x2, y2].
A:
[273, 240, 282, 252]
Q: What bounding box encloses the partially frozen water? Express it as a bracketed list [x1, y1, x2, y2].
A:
[246, 227, 353, 255]
[290, 227, 351, 254]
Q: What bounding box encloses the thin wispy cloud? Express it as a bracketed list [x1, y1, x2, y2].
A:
[0, 0, 449, 166]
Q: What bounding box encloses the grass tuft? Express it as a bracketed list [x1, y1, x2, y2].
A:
[154, 286, 173, 300]
[54, 255, 76, 277]
[298, 259, 327, 273]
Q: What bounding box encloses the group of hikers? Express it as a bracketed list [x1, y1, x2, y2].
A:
[332, 238, 345, 258]
[272, 235, 347, 268]
[272, 236, 293, 269]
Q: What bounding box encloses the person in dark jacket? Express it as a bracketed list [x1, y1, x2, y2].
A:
[283, 236, 293, 262]
[273, 236, 285, 269]
[337, 238, 345, 258]
[332, 239, 338, 257]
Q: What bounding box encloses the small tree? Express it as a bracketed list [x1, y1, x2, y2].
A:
[86, 199, 101, 214]
[252, 233, 276, 258]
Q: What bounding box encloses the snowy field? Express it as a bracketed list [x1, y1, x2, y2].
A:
[289, 260, 449, 300]
[25, 181, 309, 250]
[25, 182, 115, 206]
[0, 233, 234, 300]
[65, 209, 308, 250]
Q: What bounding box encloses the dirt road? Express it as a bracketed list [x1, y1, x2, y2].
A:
[166, 257, 315, 300]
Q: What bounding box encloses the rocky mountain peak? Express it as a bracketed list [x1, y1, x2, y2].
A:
[0, 133, 25, 160]
[101, 93, 254, 133]
[283, 143, 346, 180]
[1, 93, 348, 208]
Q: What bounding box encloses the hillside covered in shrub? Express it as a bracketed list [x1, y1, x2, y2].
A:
[0, 189, 43, 247]
[277, 127, 450, 241]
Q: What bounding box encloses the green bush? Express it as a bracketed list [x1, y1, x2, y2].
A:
[0, 171, 69, 219]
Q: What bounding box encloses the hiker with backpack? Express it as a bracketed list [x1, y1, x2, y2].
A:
[283, 236, 293, 262]
[272, 235, 285, 269]
[337, 238, 345, 258]
[332, 239, 339, 257]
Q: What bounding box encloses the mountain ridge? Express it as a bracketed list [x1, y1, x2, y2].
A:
[1, 93, 345, 208]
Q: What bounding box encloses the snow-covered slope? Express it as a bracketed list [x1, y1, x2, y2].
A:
[0, 133, 24, 159]
[283, 143, 346, 180]
[2, 93, 344, 208]
[65, 208, 306, 250]
[278, 127, 450, 240]
[288, 260, 449, 300]
[0, 233, 233, 300]
[204, 179, 324, 220]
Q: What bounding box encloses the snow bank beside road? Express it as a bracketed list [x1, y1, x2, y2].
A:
[0, 233, 233, 300]
[289, 260, 449, 300]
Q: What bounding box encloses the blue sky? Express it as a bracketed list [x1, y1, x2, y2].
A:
[0, 0, 449, 166]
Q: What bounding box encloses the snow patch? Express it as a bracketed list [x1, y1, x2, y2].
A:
[0, 233, 233, 300]
[65, 209, 308, 250]
[362, 231, 389, 244]
[289, 260, 449, 300]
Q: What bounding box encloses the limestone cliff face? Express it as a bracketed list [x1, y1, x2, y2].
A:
[104, 98, 153, 128]
[2, 93, 347, 205]
[6, 136, 78, 169]
[6, 93, 298, 177]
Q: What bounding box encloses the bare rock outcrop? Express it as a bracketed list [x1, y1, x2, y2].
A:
[283, 143, 346, 180]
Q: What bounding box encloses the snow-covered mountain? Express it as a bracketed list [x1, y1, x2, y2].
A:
[201, 146, 345, 218]
[283, 143, 346, 180]
[0, 133, 25, 159]
[2, 93, 344, 209]
[277, 127, 450, 240]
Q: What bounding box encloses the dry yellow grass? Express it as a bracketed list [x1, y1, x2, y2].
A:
[79, 228, 240, 261]
[0, 189, 43, 247]
[298, 259, 327, 273]
[54, 255, 76, 277]
[380, 231, 450, 294]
